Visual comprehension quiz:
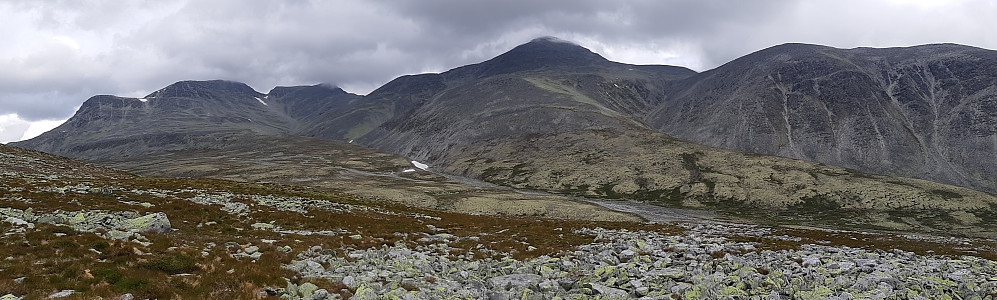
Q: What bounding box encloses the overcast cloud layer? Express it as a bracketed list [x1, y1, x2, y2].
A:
[2, 0, 996, 142]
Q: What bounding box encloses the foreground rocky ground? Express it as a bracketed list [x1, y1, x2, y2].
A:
[281, 226, 997, 299]
[2, 144, 997, 299]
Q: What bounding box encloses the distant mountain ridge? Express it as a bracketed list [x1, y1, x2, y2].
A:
[15, 38, 997, 194]
[12, 37, 997, 236]
[16, 80, 360, 159]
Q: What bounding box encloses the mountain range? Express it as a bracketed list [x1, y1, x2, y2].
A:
[12, 37, 997, 236]
[648, 42, 997, 193]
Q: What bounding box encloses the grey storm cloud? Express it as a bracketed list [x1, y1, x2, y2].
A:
[2, 0, 997, 127]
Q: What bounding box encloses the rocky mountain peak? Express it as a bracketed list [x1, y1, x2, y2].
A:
[493, 36, 607, 65]
[518, 36, 598, 53]
[145, 80, 262, 100]
[266, 84, 348, 100]
[450, 36, 611, 79]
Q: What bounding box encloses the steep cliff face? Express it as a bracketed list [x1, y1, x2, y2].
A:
[648, 43, 997, 193]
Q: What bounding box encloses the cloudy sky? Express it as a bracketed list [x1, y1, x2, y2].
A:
[1, 0, 996, 143]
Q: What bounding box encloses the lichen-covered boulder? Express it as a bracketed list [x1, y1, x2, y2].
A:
[298, 282, 318, 298]
[124, 212, 172, 233]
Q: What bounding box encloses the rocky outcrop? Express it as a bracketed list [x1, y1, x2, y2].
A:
[0, 207, 171, 240]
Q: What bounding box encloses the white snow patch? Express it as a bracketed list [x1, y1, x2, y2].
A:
[401, 168, 416, 173]
[411, 161, 429, 170]
[255, 97, 268, 106]
[138, 98, 148, 103]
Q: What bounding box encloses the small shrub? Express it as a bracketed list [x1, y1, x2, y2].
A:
[143, 254, 199, 274]
[93, 241, 111, 251]
[92, 266, 124, 284]
[115, 276, 149, 290]
[929, 189, 963, 199]
[52, 239, 79, 250]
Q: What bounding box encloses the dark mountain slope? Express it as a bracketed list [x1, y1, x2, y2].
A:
[443, 36, 696, 82]
[300, 73, 447, 141]
[301, 37, 695, 142]
[264, 84, 362, 134]
[359, 70, 671, 164]
[647, 43, 997, 193]
[353, 37, 693, 162]
[13, 80, 360, 160]
[447, 36, 637, 80]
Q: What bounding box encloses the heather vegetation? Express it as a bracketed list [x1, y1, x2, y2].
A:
[0, 145, 644, 298]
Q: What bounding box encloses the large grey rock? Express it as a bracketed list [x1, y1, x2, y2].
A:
[852, 274, 901, 291]
[48, 290, 74, 298]
[486, 292, 510, 300]
[341, 275, 356, 289]
[485, 274, 543, 290]
[311, 289, 329, 300]
[765, 291, 783, 300]
[123, 212, 172, 233]
[591, 283, 629, 298]
[619, 249, 637, 261]
[648, 268, 685, 280]
[298, 282, 318, 298]
[802, 257, 822, 268]
[302, 260, 323, 275]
